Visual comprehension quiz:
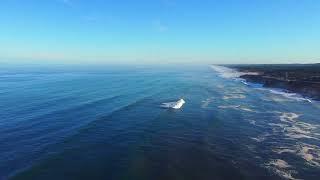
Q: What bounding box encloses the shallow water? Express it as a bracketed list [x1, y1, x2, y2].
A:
[0, 65, 319, 180]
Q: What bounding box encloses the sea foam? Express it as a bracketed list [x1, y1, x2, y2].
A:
[210, 65, 259, 79]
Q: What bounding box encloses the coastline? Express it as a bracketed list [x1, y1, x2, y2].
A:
[224, 64, 320, 101]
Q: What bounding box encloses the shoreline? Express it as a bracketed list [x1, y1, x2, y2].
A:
[224, 64, 320, 101]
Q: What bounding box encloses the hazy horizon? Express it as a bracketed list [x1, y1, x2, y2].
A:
[1, 0, 320, 64]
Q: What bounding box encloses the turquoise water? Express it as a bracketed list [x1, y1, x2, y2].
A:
[0, 65, 319, 180]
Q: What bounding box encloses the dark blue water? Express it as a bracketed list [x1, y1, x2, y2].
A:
[1, 65, 319, 180]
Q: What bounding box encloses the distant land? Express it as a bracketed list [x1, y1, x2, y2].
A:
[226, 64, 320, 101]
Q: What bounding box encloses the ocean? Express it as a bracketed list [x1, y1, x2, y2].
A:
[0, 65, 319, 180]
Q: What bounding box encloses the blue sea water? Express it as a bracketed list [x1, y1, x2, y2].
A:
[0, 65, 319, 180]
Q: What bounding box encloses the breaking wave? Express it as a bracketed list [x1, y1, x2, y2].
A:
[268, 89, 312, 103]
[211, 65, 313, 103]
[210, 65, 259, 79]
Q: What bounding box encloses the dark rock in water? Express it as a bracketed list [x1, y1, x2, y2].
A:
[228, 64, 320, 101]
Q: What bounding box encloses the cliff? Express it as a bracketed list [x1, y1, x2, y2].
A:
[228, 64, 320, 101]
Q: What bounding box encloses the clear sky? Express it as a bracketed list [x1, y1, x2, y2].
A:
[1, 0, 319, 64]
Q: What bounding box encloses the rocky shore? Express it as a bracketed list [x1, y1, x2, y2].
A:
[227, 64, 320, 101]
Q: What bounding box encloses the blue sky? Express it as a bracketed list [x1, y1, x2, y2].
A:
[0, 0, 319, 64]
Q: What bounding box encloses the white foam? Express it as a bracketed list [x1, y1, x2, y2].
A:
[296, 121, 319, 130]
[223, 94, 246, 100]
[218, 105, 240, 109]
[269, 112, 320, 167]
[266, 159, 297, 180]
[268, 123, 287, 128]
[276, 112, 320, 140]
[269, 89, 312, 103]
[273, 144, 320, 168]
[273, 147, 297, 154]
[218, 105, 255, 113]
[211, 65, 313, 103]
[251, 137, 265, 142]
[201, 98, 214, 108]
[279, 113, 300, 123]
[260, 111, 320, 179]
[286, 126, 312, 136]
[251, 133, 270, 142]
[239, 107, 255, 112]
[248, 119, 256, 125]
[269, 159, 292, 168]
[241, 80, 249, 85]
[269, 168, 297, 180]
[216, 84, 225, 89]
[210, 65, 259, 79]
[298, 145, 320, 167]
